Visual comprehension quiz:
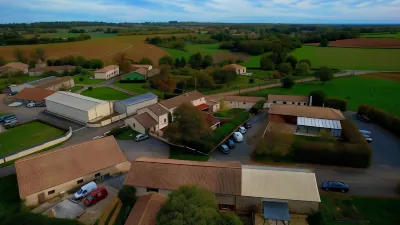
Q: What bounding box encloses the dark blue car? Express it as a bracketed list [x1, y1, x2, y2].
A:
[225, 139, 235, 149]
[0, 114, 16, 123]
[321, 181, 349, 193]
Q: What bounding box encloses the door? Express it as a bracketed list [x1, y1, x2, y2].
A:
[38, 192, 46, 204]
[101, 173, 111, 181]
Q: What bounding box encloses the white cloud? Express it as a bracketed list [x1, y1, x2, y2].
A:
[355, 1, 372, 7]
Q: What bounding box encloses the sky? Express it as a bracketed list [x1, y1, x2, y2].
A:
[0, 0, 400, 24]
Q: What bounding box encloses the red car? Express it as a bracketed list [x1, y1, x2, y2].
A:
[84, 187, 108, 206]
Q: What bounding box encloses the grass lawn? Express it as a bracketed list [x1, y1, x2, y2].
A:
[73, 74, 104, 85]
[81, 87, 132, 100]
[70, 86, 83, 92]
[291, 45, 400, 70]
[320, 193, 400, 225]
[114, 81, 164, 98]
[247, 69, 274, 80]
[163, 43, 227, 60]
[245, 75, 400, 117]
[114, 129, 140, 140]
[0, 76, 42, 90]
[214, 108, 244, 118]
[242, 52, 271, 68]
[169, 146, 210, 161]
[360, 32, 400, 38]
[162, 47, 192, 59]
[0, 121, 65, 157]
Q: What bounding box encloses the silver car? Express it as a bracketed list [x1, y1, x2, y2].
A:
[135, 134, 149, 142]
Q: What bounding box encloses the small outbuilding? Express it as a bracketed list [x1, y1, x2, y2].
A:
[222, 64, 247, 75]
[94, 65, 119, 80]
[224, 96, 265, 109]
[114, 93, 158, 116]
[0, 62, 29, 74]
[267, 94, 310, 108]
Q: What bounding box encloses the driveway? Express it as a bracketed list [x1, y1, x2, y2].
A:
[117, 137, 169, 161]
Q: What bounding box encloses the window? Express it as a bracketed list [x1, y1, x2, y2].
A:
[292, 102, 295, 104]
[48, 190, 55, 195]
[298, 103, 301, 105]
[221, 204, 229, 209]
[77, 179, 83, 184]
[304, 103, 307, 105]
[243, 102, 246, 104]
[283, 102, 287, 104]
[273, 101, 277, 103]
[164, 118, 166, 123]
[146, 188, 159, 193]
[95, 173, 101, 177]
[133, 123, 135, 127]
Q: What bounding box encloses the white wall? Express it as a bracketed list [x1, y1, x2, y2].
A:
[226, 100, 256, 109]
[46, 100, 90, 123]
[137, 107, 168, 130]
[125, 116, 146, 134]
[94, 68, 120, 80]
[191, 97, 206, 107]
[266, 100, 309, 108]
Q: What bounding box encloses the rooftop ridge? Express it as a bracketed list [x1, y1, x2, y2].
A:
[135, 157, 241, 169]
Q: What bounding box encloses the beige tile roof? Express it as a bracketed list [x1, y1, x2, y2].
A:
[14, 88, 56, 102]
[134, 113, 158, 128]
[15, 136, 129, 198]
[29, 65, 75, 72]
[222, 64, 246, 70]
[95, 65, 119, 73]
[132, 64, 151, 69]
[224, 96, 265, 103]
[147, 104, 168, 117]
[134, 68, 148, 76]
[35, 77, 74, 89]
[124, 194, 166, 225]
[158, 91, 204, 109]
[268, 94, 309, 102]
[241, 165, 320, 202]
[1, 62, 29, 71]
[269, 104, 345, 120]
[125, 157, 242, 195]
[206, 100, 218, 106]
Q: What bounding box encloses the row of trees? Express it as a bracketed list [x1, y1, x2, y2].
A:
[158, 52, 213, 69]
[280, 66, 335, 89]
[260, 54, 311, 77]
[1, 34, 91, 45]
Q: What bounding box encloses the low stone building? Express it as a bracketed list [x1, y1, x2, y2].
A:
[29, 65, 75, 76]
[224, 96, 265, 109]
[0, 62, 29, 74]
[267, 94, 310, 108]
[94, 65, 119, 80]
[114, 93, 158, 116]
[222, 64, 247, 75]
[15, 136, 131, 206]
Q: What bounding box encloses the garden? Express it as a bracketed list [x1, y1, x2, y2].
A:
[81, 87, 132, 100]
[74, 73, 104, 85]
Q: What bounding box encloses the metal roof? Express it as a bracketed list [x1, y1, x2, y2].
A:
[263, 202, 290, 221]
[27, 76, 58, 86]
[119, 92, 157, 107]
[45, 91, 107, 111]
[297, 117, 342, 129]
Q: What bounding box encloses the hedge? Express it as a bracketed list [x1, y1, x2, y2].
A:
[250, 100, 266, 113]
[358, 104, 400, 137]
[119, 80, 146, 83]
[324, 98, 347, 111]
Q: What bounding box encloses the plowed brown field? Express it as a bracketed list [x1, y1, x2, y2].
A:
[0, 34, 187, 64]
[309, 38, 400, 48]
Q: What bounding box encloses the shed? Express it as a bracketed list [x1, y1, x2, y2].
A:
[114, 93, 158, 116]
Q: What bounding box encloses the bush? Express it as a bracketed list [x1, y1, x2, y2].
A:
[358, 105, 400, 137]
[118, 79, 146, 83]
[272, 72, 281, 79]
[118, 185, 137, 205]
[307, 211, 326, 225]
[108, 127, 129, 137]
[79, 77, 84, 82]
[309, 90, 326, 106]
[249, 78, 254, 83]
[164, 92, 179, 99]
[250, 100, 266, 114]
[340, 120, 365, 143]
[88, 87, 93, 91]
[280, 75, 295, 89]
[324, 98, 347, 111]
[278, 63, 293, 75]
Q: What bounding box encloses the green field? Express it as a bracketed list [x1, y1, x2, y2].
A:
[114, 81, 164, 98]
[291, 46, 400, 70]
[73, 74, 104, 85]
[245, 75, 400, 117]
[242, 52, 271, 68]
[163, 43, 227, 60]
[360, 32, 400, 38]
[247, 69, 274, 79]
[81, 87, 132, 100]
[0, 121, 65, 156]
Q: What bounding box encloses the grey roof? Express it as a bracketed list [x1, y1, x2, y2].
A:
[45, 91, 107, 111]
[119, 92, 157, 107]
[263, 201, 290, 221]
[297, 117, 342, 129]
[27, 76, 58, 86]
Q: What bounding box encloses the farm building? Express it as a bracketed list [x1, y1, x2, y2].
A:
[204, 113, 221, 130]
[35, 59, 46, 68]
[222, 64, 247, 75]
[15, 136, 131, 206]
[124, 193, 166, 225]
[206, 100, 220, 113]
[28, 65, 76, 76]
[158, 90, 206, 119]
[114, 92, 158, 116]
[267, 94, 310, 108]
[45, 91, 112, 124]
[94, 65, 119, 80]
[136, 103, 169, 130]
[13, 88, 55, 104]
[8, 76, 74, 93]
[224, 96, 265, 109]
[132, 64, 153, 71]
[0, 62, 29, 74]
[125, 157, 320, 222]
[125, 112, 159, 134]
[268, 104, 345, 137]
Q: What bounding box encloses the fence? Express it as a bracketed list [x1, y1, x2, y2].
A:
[0, 127, 73, 164]
[87, 113, 127, 128]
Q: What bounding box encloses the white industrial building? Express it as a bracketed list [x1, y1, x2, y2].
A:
[45, 92, 112, 123]
[114, 92, 158, 116]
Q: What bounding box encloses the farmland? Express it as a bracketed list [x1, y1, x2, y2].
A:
[81, 87, 132, 100]
[308, 38, 400, 48]
[291, 46, 400, 70]
[360, 32, 400, 38]
[23, 32, 118, 39]
[245, 74, 400, 117]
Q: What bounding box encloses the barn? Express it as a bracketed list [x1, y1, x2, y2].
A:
[114, 92, 158, 116]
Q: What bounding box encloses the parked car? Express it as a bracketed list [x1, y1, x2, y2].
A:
[232, 132, 243, 142]
[26, 102, 36, 108]
[84, 187, 108, 206]
[8, 102, 22, 107]
[219, 144, 230, 154]
[321, 181, 349, 193]
[135, 134, 149, 142]
[237, 126, 246, 134]
[35, 102, 46, 107]
[362, 134, 373, 143]
[8, 91, 18, 96]
[0, 114, 16, 123]
[4, 120, 19, 128]
[74, 181, 97, 200]
[4, 117, 18, 124]
[244, 122, 252, 129]
[357, 114, 371, 123]
[359, 130, 371, 135]
[225, 139, 235, 149]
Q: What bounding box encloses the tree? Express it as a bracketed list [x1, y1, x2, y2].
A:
[309, 90, 326, 106]
[114, 53, 131, 73]
[163, 103, 212, 147]
[149, 65, 176, 92]
[260, 56, 275, 70]
[13, 48, 28, 63]
[159, 56, 174, 66]
[299, 59, 311, 67]
[139, 57, 153, 65]
[294, 62, 310, 76]
[270, 51, 287, 65]
[319, 39, 329, 47]
[189, 52, 203, 69]
[203, 55, 214, 68]
[314, 66, 334, 84]
[118, 185, 137, 205]
[88, 58, 104, 69]
[0, 56, 5, 66]
[35, 48, 46, 60]
[180, 56, 186, 67]
[73, 56, 86, 67]
[280, 75, 295, 88]
[174, 58, 181, 68]
[286, 55, 298, 70]
[278, 63, 293, 75]
[156, 185, 243, 225]
[212, 69, 237, 84]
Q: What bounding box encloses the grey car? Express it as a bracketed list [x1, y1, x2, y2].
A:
[135, 134, 149, 142]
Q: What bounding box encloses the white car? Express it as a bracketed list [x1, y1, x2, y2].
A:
[135, 134, 149, 142]
[8, 102, 23, 107]
[359, 130, 371, 135]
[232, 132, 243, 142]
[26, 102, 36, 108]
[362, 134, 372, 143]
[237, 126, 246, 134]
[93, 136, 104, 140]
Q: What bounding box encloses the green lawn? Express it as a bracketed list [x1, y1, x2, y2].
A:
[162, 48, 192, 59]
[0, 76, 42, 90]
[360, 32, 400, 38]
[241, 52, 272, 68]
[245, 75, 400, 117]
[247, 69, 274, 80]
[214, 108, 244, 118]
[81, 87, 132, 100]
[71, 86, 83, 92]
[291, 45, 400, 70]
[169, 146, 210, 161]
[163, 43, 227, 60]
[114, 129, 140, 140]
[74, 74, 104, 85]
[114, 81, 164, 98]
[0, 121, 65, 156]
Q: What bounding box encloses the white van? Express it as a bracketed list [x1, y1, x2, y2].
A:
[232, 132, 243, 142]
[237, 126, 246, 134]
[74, 181, 97, 199]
